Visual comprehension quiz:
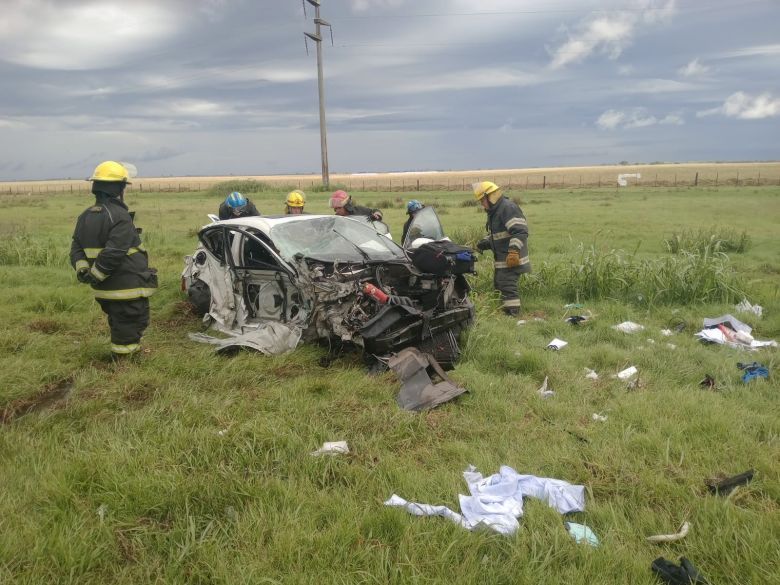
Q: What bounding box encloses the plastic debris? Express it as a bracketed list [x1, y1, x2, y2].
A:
[538, 376, 555, 398]
[311, 441, 350, 456]
[647, 522, 690, 544]
[584, 368, 599, 380]
[737, 362, 769, 383]
[546, 338, 568, 351]
[695, 314, 777, 350]
[388, 347, 468, 411]
[660, 329, 674, 336]
[651, 557, 709, 585]
[613, 321, 644, 333]
[564, 303, 584, 309]
[616, 366, 638, 380]
[385, 465, 586, 536]
[565, 521, 600, 546]
[699, 375, 716, 390]
[516, 319, 527, 326]
[706, 469, 754, 495]
[592, 413, 608, 422]
[565, 315, 588, 325]
[736, 298, 763, 318]
[626, 377, 644, 390]
[96, 504, 108, 522]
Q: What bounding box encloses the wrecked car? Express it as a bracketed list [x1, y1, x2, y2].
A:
[181, 208, 475, 366]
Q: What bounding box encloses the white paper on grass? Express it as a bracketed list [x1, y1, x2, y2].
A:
[616, 366, 638, 380]
[584, 368, 599, 380]
[695, 327, 777, 350]
[613, 321, 644, 333]
[592, 413, 608, 422]
[547, 338, 568, 350]
[660, 329, 674, 336]
[311, 441, 350, 456]
[385, 465, 586, 536]
[538, 376, 555, 398]
[735, 299, 763, 318]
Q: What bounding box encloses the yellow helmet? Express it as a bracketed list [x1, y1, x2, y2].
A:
[472, 181, 501, 204]
[286, 189, 305, 207]
[89, 161, 130, 183]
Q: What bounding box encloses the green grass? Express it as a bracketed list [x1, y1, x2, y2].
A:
[1, 186, 779, 584]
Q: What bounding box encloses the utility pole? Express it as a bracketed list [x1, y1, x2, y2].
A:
[303, 0, 332, 187]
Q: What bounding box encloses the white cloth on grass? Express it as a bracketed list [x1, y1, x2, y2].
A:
[384, 465, 585, 536]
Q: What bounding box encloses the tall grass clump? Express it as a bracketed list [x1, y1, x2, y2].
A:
[557, 243, 747, 305]
[309, 183, 348, 193]
[664, 226, 751, 254]
[448, 225, 485, 248]
[0, 231, 69, 268]
[207, 180, 281, 197]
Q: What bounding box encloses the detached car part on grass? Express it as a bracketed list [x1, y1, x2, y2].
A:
[181, 208, 475, 367]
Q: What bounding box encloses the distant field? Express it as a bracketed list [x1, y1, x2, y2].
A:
[2, 161, 779, 194]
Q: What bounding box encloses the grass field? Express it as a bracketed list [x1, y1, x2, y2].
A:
[0, 185, 779, 584]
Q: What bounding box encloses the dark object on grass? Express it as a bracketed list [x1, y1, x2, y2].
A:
[706, 469, 754, 495]
[736, 362, 769, 383]
[699, 374, 716, 390]
[565, 315, 588, 325]
[651, 557, 709, 585]
[673, 322, 687, 333]
[387, 346, 467, 411]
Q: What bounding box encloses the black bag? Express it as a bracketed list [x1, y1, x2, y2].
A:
[410, 241, 475, 275]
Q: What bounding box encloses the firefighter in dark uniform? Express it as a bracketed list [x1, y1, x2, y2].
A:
[218, 191, 260, 220]
[70, 161, 158, 357]
[474, 181, 530, 316]
[329, 190, 383, 221]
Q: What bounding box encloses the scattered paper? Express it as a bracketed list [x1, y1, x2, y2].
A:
[584, 368, 599, 380]
[516, 319, 527, 326]
[565, 521, 600, 546]
[660, 329, 674, 336]
[616, 366, 638, 380]
[96, 504, 108, 522]
[547, 338, 568, 350]
[592, 413, 608, 422]
[736, 298, 763, 318]
[538, 376, 555, 398]
[311, 441, 350, 456]
[613, 321, 644, 333]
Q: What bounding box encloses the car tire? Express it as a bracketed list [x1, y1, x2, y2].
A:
[187, 279, 211, 316]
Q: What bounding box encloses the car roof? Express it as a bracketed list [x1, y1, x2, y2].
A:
[210, 214, 331, 235]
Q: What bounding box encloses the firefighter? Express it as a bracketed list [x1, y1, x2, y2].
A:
[285, 189, 306, 214]
[402, 199, 424, 243]
[70, 161, 158, 357]
[218, 191, 260, 220]
[329, 190, 383, 221]
[473, 181, 531, 316]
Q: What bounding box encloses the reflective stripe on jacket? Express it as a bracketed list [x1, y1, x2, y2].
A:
[70, 195, 157, 299]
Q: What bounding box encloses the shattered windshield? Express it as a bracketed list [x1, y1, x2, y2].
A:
[270, 216, 406, 263]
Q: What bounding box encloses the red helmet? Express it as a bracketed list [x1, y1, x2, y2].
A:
[329, 190, 350, 208]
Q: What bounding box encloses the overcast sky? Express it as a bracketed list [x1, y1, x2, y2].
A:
[0, 0, 778, 180]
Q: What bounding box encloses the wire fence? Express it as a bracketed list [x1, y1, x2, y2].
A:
[1, 169, 779, 195]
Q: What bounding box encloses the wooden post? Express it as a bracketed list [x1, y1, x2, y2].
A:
[598, 176, 601, 188]
[694, 172, 698, 186]
[736, 171, 739, 186]
[674, 174, 677, 187]
[758, 171, 761, 186]
[417, 179, 420, 191]
[654, 173, 657, 187]
[579, 175, 582, 188]
[562, 175, 565, 188]
[542, 175, 546, 189]
[389, 179, 392, 192]
[525, 176, 528, 190]
[461, 178, 465, 191]
[715, 172, 718, 187]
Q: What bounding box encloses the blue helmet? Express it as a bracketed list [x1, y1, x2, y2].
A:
[226, 191, 247, 208]
[407, 199, 423, 214]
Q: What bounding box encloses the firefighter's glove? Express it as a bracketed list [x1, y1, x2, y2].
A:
[476, 239, 491, 253]
[76, 267, 97, 285]
[506, 250, 521, 268]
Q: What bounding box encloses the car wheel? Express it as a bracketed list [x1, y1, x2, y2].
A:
[187, 279, 211, 316]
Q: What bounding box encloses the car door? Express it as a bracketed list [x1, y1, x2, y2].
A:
[402, 206, 446, 248]
[226, 227, 305, 323]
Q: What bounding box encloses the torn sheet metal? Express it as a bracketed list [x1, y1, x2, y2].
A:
[189, 321, 302, 355]
[387, 347, 467, 411]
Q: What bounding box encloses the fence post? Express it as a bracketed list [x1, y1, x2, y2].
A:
[417, 179, 420, 191]
[447, 179, 450, 191]
[736, 171, 739, 186]
[542, 175, 546, 189]
[598, 176, 601, 188]
[694, 172, 698, 187]
[561, 175, 565, 188]
[757, 171, 761, 186]
[715, 172, 718, 187]
[654, 173, 657, 187]
[389, 179, 392, 192]
[674, 174, 677, 187]
[525, 176, 528, 190]
[462, 178, 465, 191]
